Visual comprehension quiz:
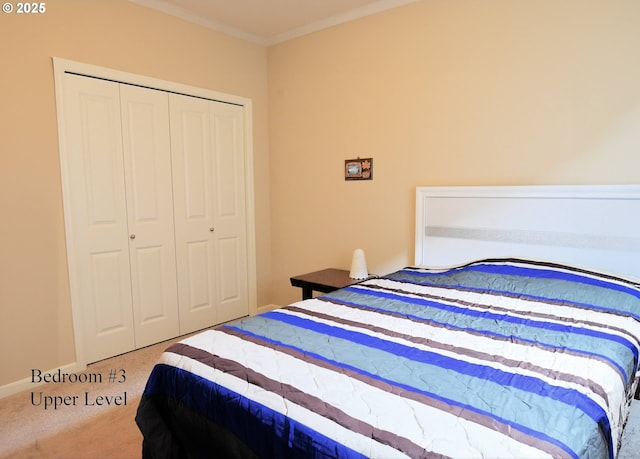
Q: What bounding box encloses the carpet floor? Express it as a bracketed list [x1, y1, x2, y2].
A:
[2, 334, 639, 458]
[0, 334, 188, 459]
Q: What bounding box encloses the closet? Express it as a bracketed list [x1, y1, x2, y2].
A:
[58, 69, 251, 364]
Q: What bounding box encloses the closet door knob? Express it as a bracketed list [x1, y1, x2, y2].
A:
[130, 234, 136, 239]
[209, 227, 215, 232]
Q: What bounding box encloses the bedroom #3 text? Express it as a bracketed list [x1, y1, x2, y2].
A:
[29, 368, 128, 411]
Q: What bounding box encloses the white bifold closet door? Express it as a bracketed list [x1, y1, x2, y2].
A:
[61, 73, 249, 363]
[62, 74, 179, 362]
[62, 74, 135, 362]
[120, 85, 180, 347]
[170, 94, 249, 332]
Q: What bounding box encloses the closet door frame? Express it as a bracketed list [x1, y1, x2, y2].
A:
[53, 57, 257, 368]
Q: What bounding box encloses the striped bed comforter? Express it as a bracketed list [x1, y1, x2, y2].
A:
[136, 258, 640, 459]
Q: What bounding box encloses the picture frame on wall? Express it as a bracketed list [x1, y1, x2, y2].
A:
[345, 158, 373, 180]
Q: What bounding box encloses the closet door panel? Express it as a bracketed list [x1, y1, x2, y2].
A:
[218, 237, 241, 300]
[120, 85, 180, 347]
[61, 74, 134, 363]
[169, 94, 218, 333]
[211, 103, 249, 323]
[90, 252, 130, 332]
[186, 241, 213, 309]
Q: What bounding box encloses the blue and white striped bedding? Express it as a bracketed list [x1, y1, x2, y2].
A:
[137, 258, 640, 459]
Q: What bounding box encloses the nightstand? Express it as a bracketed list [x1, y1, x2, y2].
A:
[290, 268, 373, 300]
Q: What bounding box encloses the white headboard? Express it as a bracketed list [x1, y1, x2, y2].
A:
[415, 185, 640, 281]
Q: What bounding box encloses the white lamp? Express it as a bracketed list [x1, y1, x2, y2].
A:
[349, 248, 369, 280]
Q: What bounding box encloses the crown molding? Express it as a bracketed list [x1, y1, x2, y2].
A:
[128, 0, 268, 45]
[129, 0, 419, 47]
[266, 0, 418, 46]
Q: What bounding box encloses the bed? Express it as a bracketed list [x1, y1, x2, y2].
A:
[136, 185, 640, 459]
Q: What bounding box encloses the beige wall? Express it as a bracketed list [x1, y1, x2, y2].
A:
[0, 1, 270, 387]
[268, 0, 640, 306]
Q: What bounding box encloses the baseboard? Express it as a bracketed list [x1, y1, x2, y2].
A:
[256, 304, 280, 315]
[0, 361, 86, 399]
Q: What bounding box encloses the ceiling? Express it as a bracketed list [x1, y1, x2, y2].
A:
[129, 0, 418, 46]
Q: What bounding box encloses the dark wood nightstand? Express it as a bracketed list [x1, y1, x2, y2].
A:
[290, 268, 373, 300]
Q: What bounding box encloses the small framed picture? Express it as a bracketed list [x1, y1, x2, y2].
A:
[345, 158, 373, 181]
